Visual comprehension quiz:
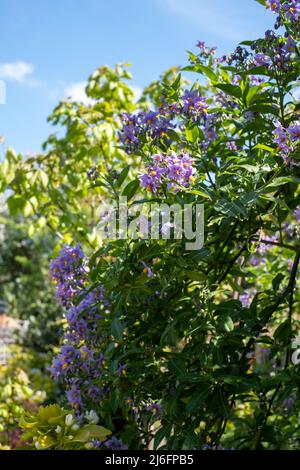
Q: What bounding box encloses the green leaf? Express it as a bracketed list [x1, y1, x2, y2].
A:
[247, 104, 279, 116]
[38, 169, 49, 188]
[253, 143, 275, 152]
[266, 177, 300, 189]
[154, 425, 172, 449]
[178, 373, 210, 383]
[117, 165, 130, 188]
[215, 83, 242, 99]
[186, 385, 211, 413]
[272, 273, 285, 291]
[221, 315, 234, 332]
[240, 40, 255, 46]
[215, 389, 231, 418]
[185, 270, 206, 282]
[7, 195, 25, 216]
[214, 199, 247, 218]
[111, 317, 124, 340]
[185, 126, 199, 143]
[186, 188, 211, 199]
[122, 178, 140, 200]
[171, 73, 181, 91]
[73, 424, 111, 443]
[244, 65, 270, 76]
[274, 320, 291, 342]
[182, 64, 218, 82]
[19, 415, 38, 429]
[182, 428, 199, 450]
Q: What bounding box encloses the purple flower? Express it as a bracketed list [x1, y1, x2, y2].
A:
[283, 36, 296, 55]
[257, 234, 278, 255]
[195, 41, 217, 59]
[64, 286, 107, 343]
[91, 438, 102, 448]
[104, 437, 128, 450]
[161, 222, 174, 236]
[249, 255, 265, 266]
[126, 397, 139, 418]
[244, 111, 255, 123]
[140, 164, 166, 193]
[253, 53, 271, 67]
[118, 113, 140, 154]
[141, 261, 154, 278]
[140, 151, 195, 193]
[282, 1, 299, 21]
[119, 109, 174, 154]
[273, 121, 291, 153]
[140, 173, 158, 193]
[288, 258, 294, 271]
[50, 243, 85, 306]
[66, 383, 83, 411]
[293, 206, 300, 222]
[146, 403, 162, 418]
[249, 75, 266, 85]
[196, 41, 206, 49]
[202, 114, 218, 148]
[240, 293, 252, 308]
[140, 110, 158, 127]
[215, 91, 238, 110]
[117, 364, 127, 377]
[266, 0, 280, 13]
[181, 89, 208, 122]
[287, 123, 300, 141]
[50, 244, 85, 282]
[226, 141, 238, 152]
[49, 345, 80, 378]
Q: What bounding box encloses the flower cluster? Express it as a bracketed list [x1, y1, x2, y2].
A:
[181, 89, 208, 122]
[140, 151, 195, 193]
[240, 290, 257, 308]
[92, 436, 128, 450]
[49, 245, 110, 414]
[118, 111, 172, 154]
[273, 120, 300, 163]
[49, 345, 80, 378]
[251, 29, 297, 72]
[119, 89, 210, 154]
[195, 40, 217, 60]
[215, 91, 239, 110]
[201, 114, 218, 150]
[146, 402, 163, 418]
[65, 287, 109, 344]
[222, 28, 297, 75]
[267, 0, 300, 23]
[50, 244, 85, 306]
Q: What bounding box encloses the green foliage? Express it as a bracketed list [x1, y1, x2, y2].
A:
[1, 0, 300, 451]
[0, 346, 55, 449]
[0, 215, 62, 351]
[20, 404, 111, 449]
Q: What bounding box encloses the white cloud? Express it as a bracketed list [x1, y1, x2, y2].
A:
[64, 81, 94, 105]
[0, 61, 34, 82]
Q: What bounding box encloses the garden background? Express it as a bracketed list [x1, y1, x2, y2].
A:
[0, 0, 300, 450]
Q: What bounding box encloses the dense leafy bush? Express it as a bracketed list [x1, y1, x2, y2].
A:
[19, 404, 112, 450]
[0, 217, 62, 351]
[0, 346, 55, 449]
[1, 0, 300, 450]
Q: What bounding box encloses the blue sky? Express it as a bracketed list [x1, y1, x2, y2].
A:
[0, 0, 274, 154]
